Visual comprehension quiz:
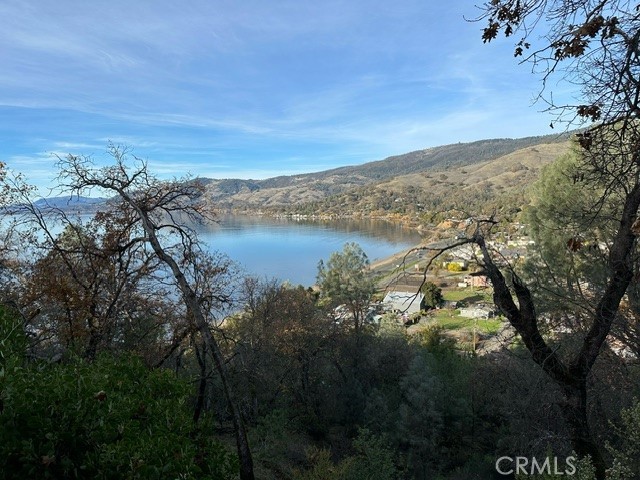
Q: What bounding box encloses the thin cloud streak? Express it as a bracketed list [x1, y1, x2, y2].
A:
[0, 1, 564, 190]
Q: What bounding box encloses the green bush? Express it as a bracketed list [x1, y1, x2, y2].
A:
[410, 325, 455, 353]
[0, 307, 26, 371]
[420, 282, 444, 310]
[607, 399, 640, 479]
[293, 429, 397, 480]
[0, 340, 237, 479]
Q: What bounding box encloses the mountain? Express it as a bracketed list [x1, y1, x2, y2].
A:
[203, 133, 572, 213]
[30, 133, 572, 221]
[33, 196, 109, 213]
[287, 142, 570, 222]
[34, 196, 108, 207]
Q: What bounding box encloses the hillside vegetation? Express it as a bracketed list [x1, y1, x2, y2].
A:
[5, 135, 640, 480]
[33, 135, 572, 224]
[285, 141, 570, 222]
[203, 133, 571, 214]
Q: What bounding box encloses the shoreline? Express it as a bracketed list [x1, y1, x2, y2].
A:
[369, 246, 418, 271]
[370, 243, 426, 292]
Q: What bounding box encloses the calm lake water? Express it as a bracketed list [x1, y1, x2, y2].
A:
[12, 212, 422, 287]
[196, 216, 423, 286]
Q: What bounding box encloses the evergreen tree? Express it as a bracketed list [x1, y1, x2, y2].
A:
[317, 243, 376, 333]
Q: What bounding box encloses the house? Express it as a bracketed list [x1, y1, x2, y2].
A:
[462, 274, 491, 288]
[449, 244, 477, 261]
[383, 291, 425, 315]
[459, 306, 496, 319]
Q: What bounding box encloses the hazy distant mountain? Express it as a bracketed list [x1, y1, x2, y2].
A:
[202, 133, 572, 211]
[33, 196, 108, 211]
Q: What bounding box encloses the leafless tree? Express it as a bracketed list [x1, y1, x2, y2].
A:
[459, 2, 640, 477]
[54, 144, 255, 480]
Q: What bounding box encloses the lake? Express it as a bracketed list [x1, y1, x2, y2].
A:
[196, 216, 423, 286]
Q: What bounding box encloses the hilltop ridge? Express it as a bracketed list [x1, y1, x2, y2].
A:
[35, 132, 573, 220]
[203, 132, 572, 216]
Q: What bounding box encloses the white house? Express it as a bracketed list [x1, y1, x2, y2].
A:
[383, 291, 425, 315]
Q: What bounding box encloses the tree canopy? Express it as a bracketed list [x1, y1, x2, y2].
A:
[470, 2, 640, 477]
[317, 242, 376, 332]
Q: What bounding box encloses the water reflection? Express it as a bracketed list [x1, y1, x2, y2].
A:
[197, 215, 422, 286]
[6, 211, 423, 287]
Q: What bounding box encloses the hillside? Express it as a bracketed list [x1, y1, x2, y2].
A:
[34, 196, 108, 209]
[35, 134, 572, 220]
[203, 133, 571, 211]
[285, 141, 570, 223]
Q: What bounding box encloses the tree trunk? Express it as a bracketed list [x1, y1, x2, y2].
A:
[475, 232, 612, 479]
[561, 382, 606, 480]
[84, 317, 101, 362]
[118, 191, 255, 480]
[200, 322, 254, 480]
[193, 340, 207, 425]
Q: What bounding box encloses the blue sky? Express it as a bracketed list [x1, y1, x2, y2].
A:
[0, 0, 565, 191]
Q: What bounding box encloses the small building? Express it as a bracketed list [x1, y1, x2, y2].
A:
[383, 291, 425, 315]
[459, 306, 496, 319]
[463, 274, 491, 288]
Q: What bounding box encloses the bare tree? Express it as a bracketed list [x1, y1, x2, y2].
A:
[477, 0, 640, 129]
[55, 145, 255, 480]
[457, 2, 640, 477]
[13, 202, 174, 361]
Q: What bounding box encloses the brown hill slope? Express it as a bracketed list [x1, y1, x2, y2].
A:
[203, 134, 571, 211]
[279, 141, 570, 222]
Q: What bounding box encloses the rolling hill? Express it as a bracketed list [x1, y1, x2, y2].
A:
[34, 133, 573, 221]
[203, 133, 572, 216]
[284, 141, 570, 222]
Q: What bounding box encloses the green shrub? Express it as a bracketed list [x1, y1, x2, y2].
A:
[0, 350, 237, 479]
[607, 399, 640, 479]
[0, 307, 26, 371]
[293, 429, 397, 480]
[410, 325, 455, 353]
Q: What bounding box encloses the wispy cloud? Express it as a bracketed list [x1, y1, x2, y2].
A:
[0, 1, 561, 190]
